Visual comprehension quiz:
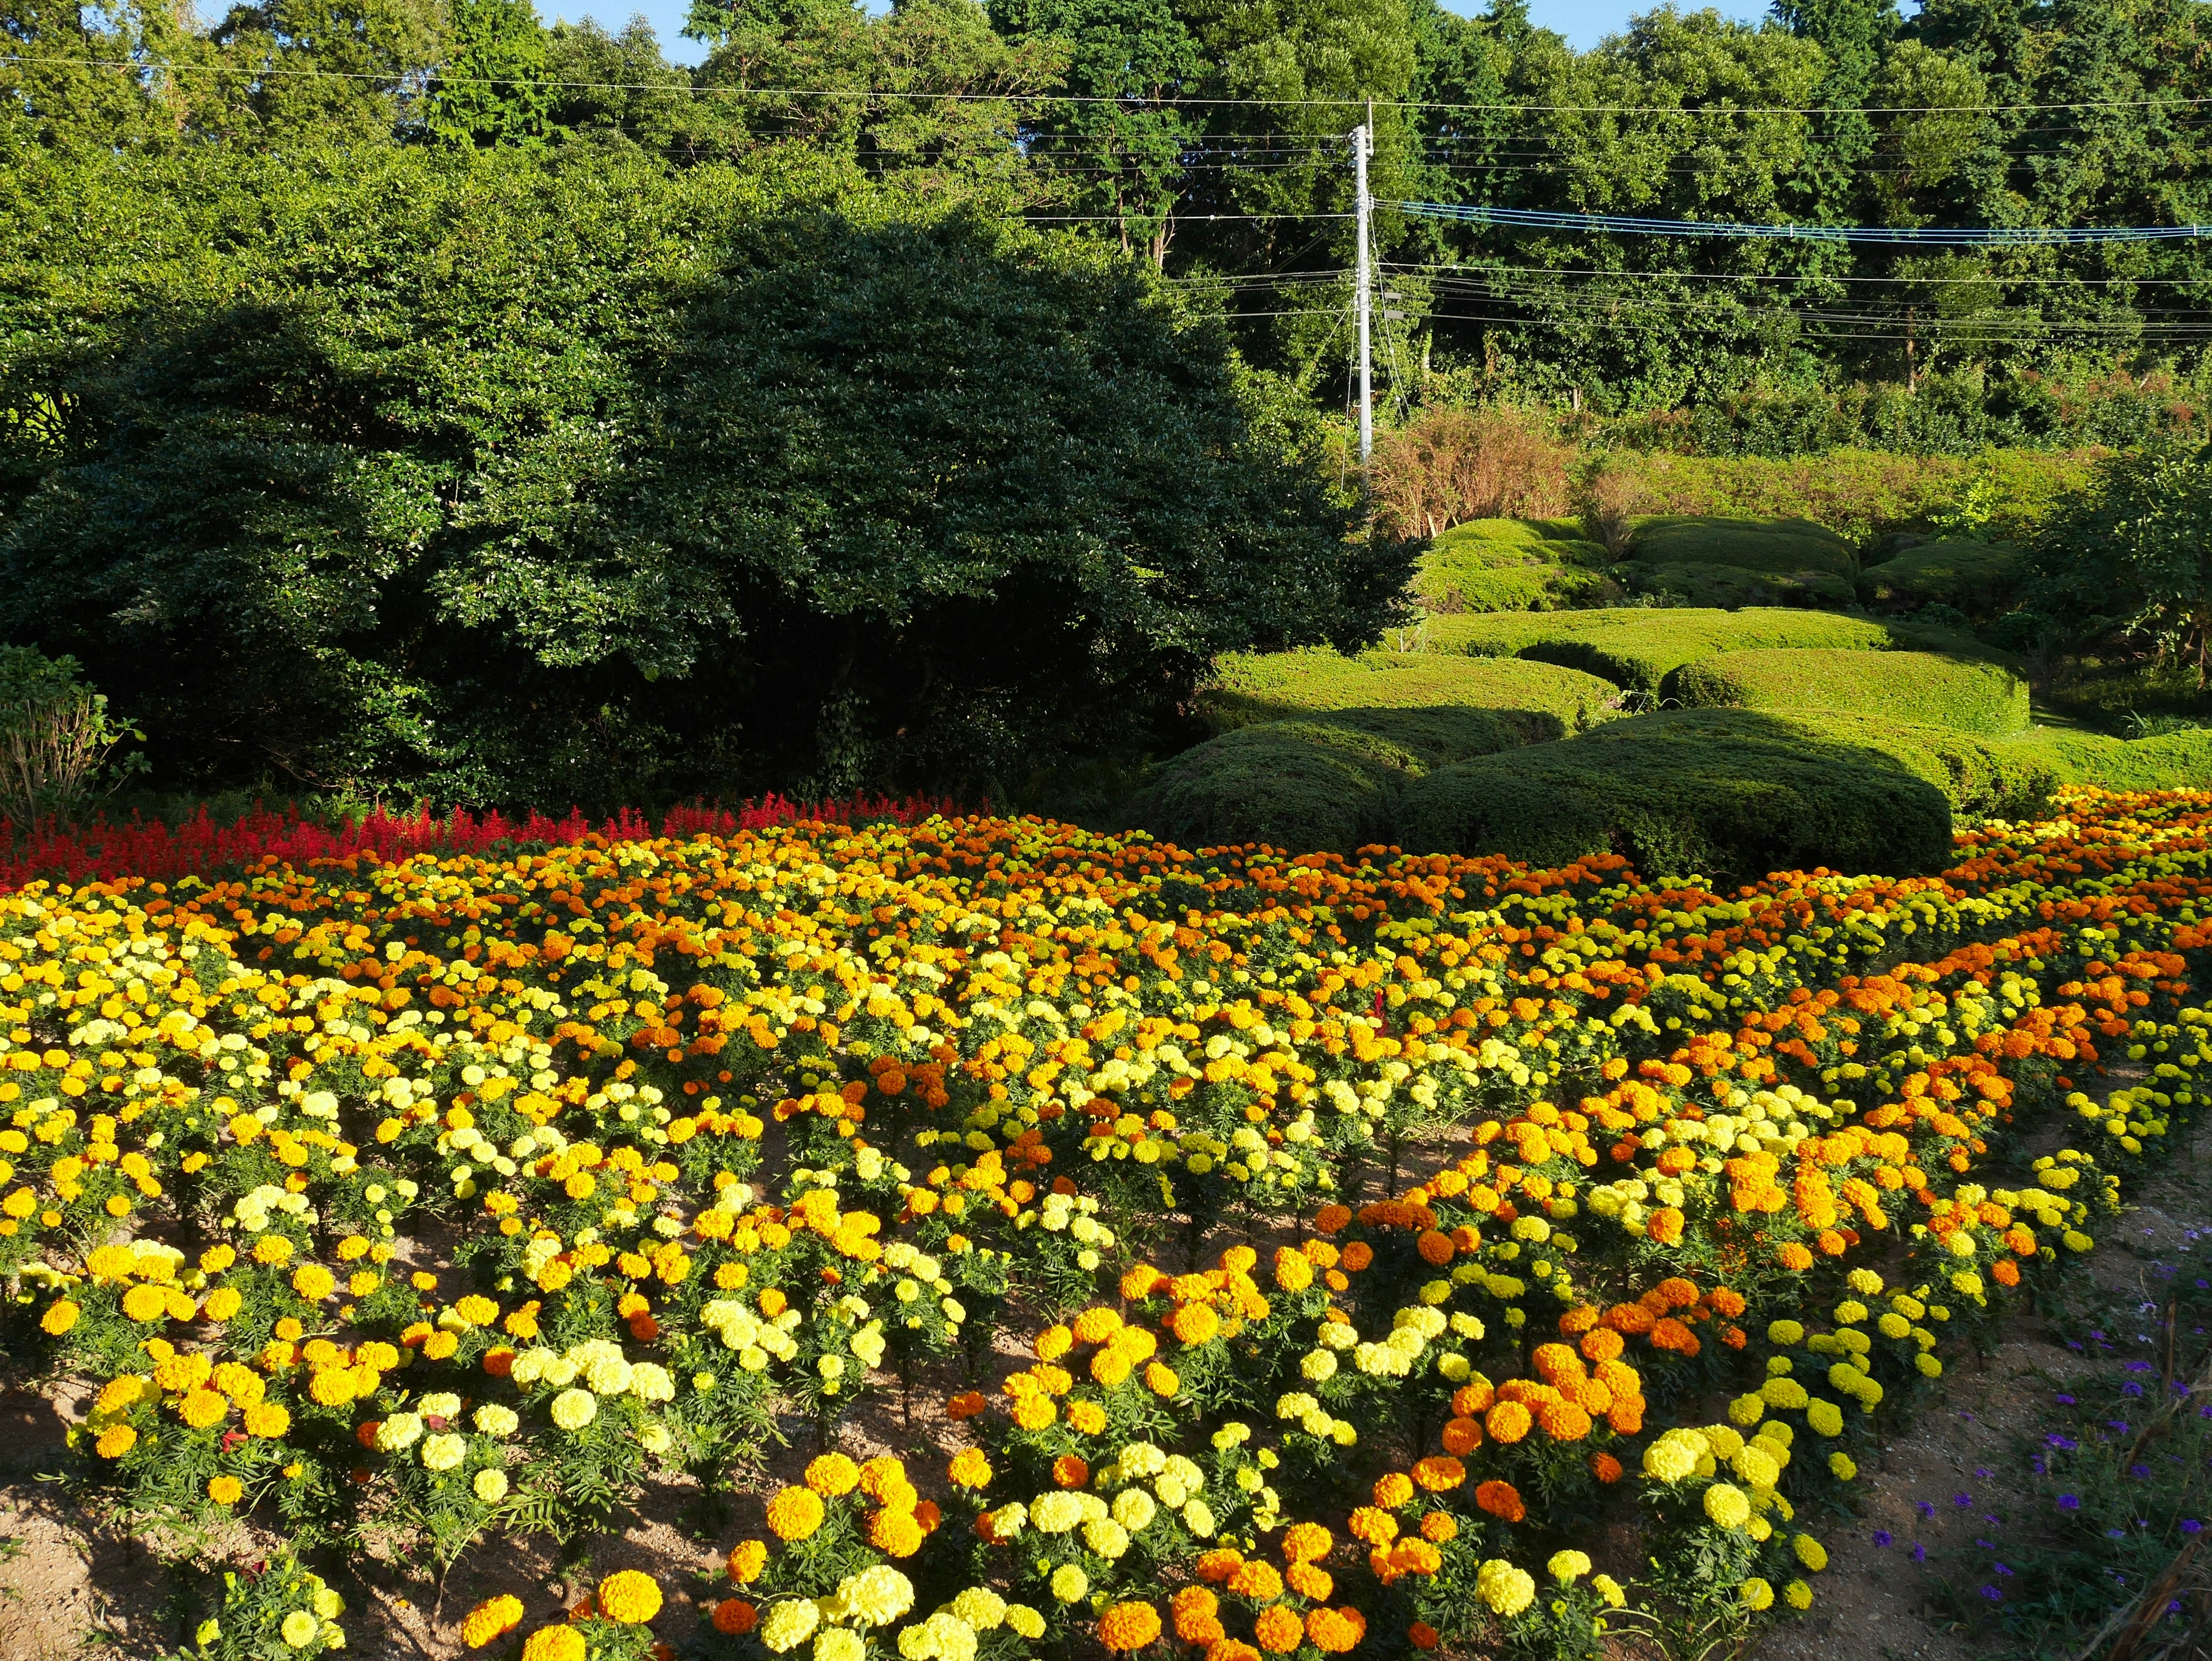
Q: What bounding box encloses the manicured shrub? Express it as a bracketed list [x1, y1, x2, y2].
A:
[1426, 607, 2005, 697]
[1628, 516, 1857, 576]
[1203, 648, 1623, 737]
[1620, 563, 1855, 610]
[1130, 722, 1423, 853]
[1412, 520, 1616, 614]
[1673, 649, 2032, 735]
[1857, 538, 2025, 615]
[1395, 708, 2056, 878]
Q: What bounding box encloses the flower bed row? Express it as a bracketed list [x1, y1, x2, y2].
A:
[2, 791, 2210, 1660]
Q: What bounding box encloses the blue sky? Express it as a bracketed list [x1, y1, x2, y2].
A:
[543, 1, 1770, 69]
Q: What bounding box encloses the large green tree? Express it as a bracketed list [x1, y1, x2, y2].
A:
[0, 145, 1381, 807]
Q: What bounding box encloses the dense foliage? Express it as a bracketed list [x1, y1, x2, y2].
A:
[5, 0, 2212, 445]
[7, 794, 2210, 1658]
[0, 145, 1378, 806]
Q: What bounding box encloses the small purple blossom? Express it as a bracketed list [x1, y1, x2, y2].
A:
[1872, 1531, 1892, 1548]
[1981, 1586, 2003, 1603]
[2059, 1495, 2083, 1511]
[1918, 1501, 1937, 1519]
[2125, 1383, 2146, 1398]
[1911, 1543, 1927, 1563]
[1955, 1492, 1974, 1508]
[2056, 1394, 2077, 1405]
[2186, 1520, 2205, 1535]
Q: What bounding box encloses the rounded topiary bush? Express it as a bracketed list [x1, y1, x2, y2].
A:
[1395, 708, 2056, 879]
[1130, 722, 1423, 853]
[1628, 516, 1857, 576]
[1203, 648, 1623, 737]
[1672, 648, 2032, 735]
[2001, 728, 2212, 792]
[1620, 563, 1855, 610]
[1857, 538, 2025, 616]
[1411, 519, 1617, 614]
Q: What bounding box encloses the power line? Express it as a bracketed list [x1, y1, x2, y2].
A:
[10, 50, 2212, 116]
[1392, 200, 2212, 244]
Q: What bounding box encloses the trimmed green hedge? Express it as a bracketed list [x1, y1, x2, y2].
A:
[1131, 705, 1544, 853]
[1620, 563, 1854, 610]
[1628, 516, 1857, 576]
[2000, 728, 2212, 792]
[1425, 608, 2008, 697]
[1672, 648, 2032, 735]
[1203, 648, 1624, 736]
[1857, 538, 2025, 615]
[1413, 520, 1616, 614]
[1395, 709, 2058, 879]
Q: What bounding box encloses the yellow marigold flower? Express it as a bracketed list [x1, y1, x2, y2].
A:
[244, 1402, 291, 1439]
[805, 1452, 860, 1496]
[308, 1368, 357, 1408]
[948, 1448, 993, 1489]
[95, 1424, 137, 1459]
[207, 1475, 243, 1505]
[120, 1284, 168, 1323]
[596, 1570, 661, 1624]
[290, 1264, 335, 1301]
[40, 1299, 79, 1335]
[765, 1485, 824, 1541]
[519, 1627, 586, 1661]
[1792, 1533, 1828, 1572]
[460, 1595, 524, 1648]
[179, 1388, 229, 1429]
[202, 1287, 242, 1322]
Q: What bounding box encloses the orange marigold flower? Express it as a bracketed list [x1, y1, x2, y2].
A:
[1209, 1644, 1263, 1661]
[1441, 1416, 1482, 1456]
[1120, 1265, 1168, 1301]
[1646, 1206, 1684, 1246]
[805, 1452, 860, 1496]
[1412, 1455, 1465, 1490]
[1315, 1204, 1352, 1234]
[1420, 1511, 1457, 1543]
[1282, 1522, 1332, 1563]
[1228, 1560, 1284, 1601]
[1710, 1287, 1747, 1317]
[1306, 1607, 1365, 1654]
[1035, 1324, 1074, 1362]
[1558, 1304, 1601, 1335]
[1778, 1242, 1816, 1272]
[1099, 1602, 1162, 1653]
[1452, 1380, 1495, 1416]
[1373, 1471, 1415, 1509]
[1415, 1229, 1455, 1266]
[1474, 1480, 1525, 1523]
[1254, 1607, 1304, 1653]
[1067, 1399, 1108, 1435]
[1484, 1400, 1533, 1444]
[1053, 1454, 1090, 1488]
[1536, 1401, 1592, 1441]
[1172, 1586, 1224, 1645]
[726, 1540, 767, 1584]
[1347, 1507, 1399, 1546]
[1992, 1258, 2021, 1287]
[1340, 1242, 1374, 1272]
[1590, 1452, 1624, 1483]
[868, 1505, 925, 1558]
[1286, 1561, 1333, 1601]
[1409, 1621, 1441, 1651]
[1656, 1276, 1699, 1307]
[711, 1599, 756, 1636]
[1168, 1302, 1220, 1345]
[1272, 1248, 1314, 1292]
[1388, 1538, 1442, 1577]
[946, 1390, 986, 1420]
[1072, 1306, 1123, 1345]
[1196, 1549, 1245, 1584]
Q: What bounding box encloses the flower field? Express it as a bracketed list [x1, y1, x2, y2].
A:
[6, 792, 2211, 1661]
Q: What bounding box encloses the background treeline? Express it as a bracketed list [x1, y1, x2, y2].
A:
[7, 0, 2212, 814]
[11, 0, 2212, 448]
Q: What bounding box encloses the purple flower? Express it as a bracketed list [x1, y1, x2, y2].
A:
[2125, 1383, 2146, 1398]
[2112, 1421, 2134, 1434]
[2059, 1495, 2083, 1511]
[1872, 1531, 1893, 1548]
[2133, 1464, 2153, 1479]
[1982, 1586, 2004, 1603]
[1994, 1562, 2013, 1577]
[1918, 1501, 1937, 1519]
[2127, 1361, 2156, 1372]
[2048, 1435, 2079, 1450]
[1911, 1543, 1927, 1563]
[2092, 1331, 2107, 1341]
[1975, 1467, 1991, 1478]
[1955, 1493, 1974, 1508]
[2056, 1393, 2077, 1405]
[2186, 1520, 2204, 1535]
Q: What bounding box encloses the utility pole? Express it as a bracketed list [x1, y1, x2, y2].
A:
[1353, 108, 1372, 466]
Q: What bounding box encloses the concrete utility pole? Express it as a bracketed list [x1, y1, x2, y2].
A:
[1353, 108, 1373, 466]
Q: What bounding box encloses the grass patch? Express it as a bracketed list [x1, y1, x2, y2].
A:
[2002, 728, 2212, 791]
[1395, 707, 2057, 879]
[1621, 562, 1855, 609]
[1674, 648, 2032, 735]
[1423, 607, 2009, 698]
[1203, 648, 1624, 737]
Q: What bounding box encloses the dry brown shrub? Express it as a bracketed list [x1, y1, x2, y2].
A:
[1577, 456, 1653, 556]
[1368, 406, 1570, 540]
